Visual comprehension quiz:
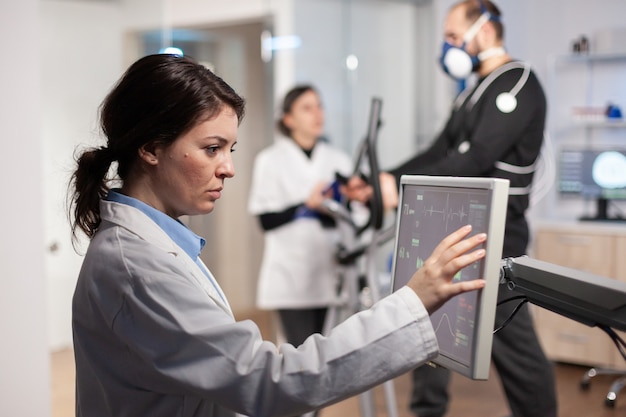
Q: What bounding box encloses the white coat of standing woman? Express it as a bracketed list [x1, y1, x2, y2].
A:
[68, 54, 488, 417]
[248, 85, 355, 346]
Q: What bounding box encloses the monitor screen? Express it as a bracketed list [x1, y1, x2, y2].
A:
[390, 175, 508, 380]
[559, 148, 626, 200]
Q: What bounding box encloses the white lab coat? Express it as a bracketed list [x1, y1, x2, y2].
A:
[248, 138, 353, 309]
[72, 199, 438, 417]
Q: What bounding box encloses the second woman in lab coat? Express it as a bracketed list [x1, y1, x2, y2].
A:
[248, 85, 353, 345]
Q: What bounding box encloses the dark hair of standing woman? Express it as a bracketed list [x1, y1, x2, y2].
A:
[68, 54, 246, 243]
[276, 84, 317, 138]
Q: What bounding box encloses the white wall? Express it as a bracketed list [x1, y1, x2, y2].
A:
[291, 0, 421, 167]
[40, 0, 123, 351]
[119, 0, 297, 110]
[0, 0, 51, 415]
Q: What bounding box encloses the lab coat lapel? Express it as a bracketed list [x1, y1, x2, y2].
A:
[183, 256, 233, 317]
[100, 200, 234, 317]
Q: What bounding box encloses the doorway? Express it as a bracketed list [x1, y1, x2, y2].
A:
[133, 20, 275, 315]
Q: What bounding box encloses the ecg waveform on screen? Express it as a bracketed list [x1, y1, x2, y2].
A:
[414, 190, 488, 234]
[432, 313, 471, 348]
[423, 204, 469, 222]
[420, 195, 469, 232]
[433, 313, 455, 338]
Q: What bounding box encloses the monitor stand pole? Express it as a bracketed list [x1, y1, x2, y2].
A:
[579, 198, 624, 222]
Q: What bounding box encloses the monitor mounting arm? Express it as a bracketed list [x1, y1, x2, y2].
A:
[499, 256, 626, 331]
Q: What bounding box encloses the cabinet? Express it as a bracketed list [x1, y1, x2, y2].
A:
[531, 222, 626, 370]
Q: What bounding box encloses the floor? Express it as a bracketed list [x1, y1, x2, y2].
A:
[51, 348, 626, 417]
[52, 311, 626, 417]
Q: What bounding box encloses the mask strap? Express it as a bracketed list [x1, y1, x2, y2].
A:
[462, 12, 491, 43]
[478, 46, 506, 61]
[480, 0, 501, 22]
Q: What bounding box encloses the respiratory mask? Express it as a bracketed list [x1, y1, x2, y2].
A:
[439, 4, 502, 80]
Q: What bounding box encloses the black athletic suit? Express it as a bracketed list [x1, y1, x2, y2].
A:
[388, 61, 558, 417]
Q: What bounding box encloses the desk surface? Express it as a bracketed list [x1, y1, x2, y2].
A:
[531, 219, 626, 236]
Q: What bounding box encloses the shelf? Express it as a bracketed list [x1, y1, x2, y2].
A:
[548, 52, 626, 139]
[554, 52, 626, 64]
[571, 119, 626, 128]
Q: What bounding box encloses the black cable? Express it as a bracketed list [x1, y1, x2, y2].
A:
[493, 298, 529, 334]
[599, 325, 626, 362]
[496, 295, 526, 306]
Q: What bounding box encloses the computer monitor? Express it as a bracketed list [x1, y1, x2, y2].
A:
[390, 175, 509, 380]
[558, 147, 626, 221]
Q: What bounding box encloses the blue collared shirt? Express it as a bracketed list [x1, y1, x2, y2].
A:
[105, 190, 225, 302]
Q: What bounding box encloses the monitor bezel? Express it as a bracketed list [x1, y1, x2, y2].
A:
[389, 175, 509, 380]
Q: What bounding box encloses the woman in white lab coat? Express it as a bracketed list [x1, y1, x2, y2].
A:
[248, 85, 354, 346]
[68, 53, 487, 417]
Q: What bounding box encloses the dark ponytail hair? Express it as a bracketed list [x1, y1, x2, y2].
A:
[276, 84, 317, 138]
[68, 54, 245, 242]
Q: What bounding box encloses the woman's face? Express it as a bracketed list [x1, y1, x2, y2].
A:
[283, 90, 324, 144]
[149, 106, 238, 218]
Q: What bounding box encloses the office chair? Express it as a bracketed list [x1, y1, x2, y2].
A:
[580, 367, 626, 407]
